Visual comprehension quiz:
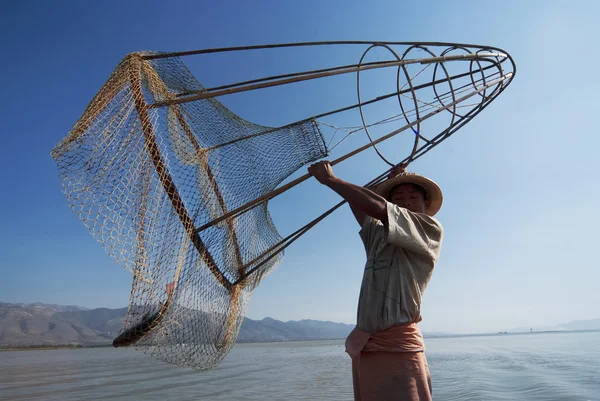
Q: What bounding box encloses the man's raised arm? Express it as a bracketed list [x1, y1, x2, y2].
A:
[308, 161, 388, 226]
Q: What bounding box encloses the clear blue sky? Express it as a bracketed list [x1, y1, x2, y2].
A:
[1, 0, 599, 334]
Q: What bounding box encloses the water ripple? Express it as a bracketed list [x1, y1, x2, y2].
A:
[1, 332, 599, 400]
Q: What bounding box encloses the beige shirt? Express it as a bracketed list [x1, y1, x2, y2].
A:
[356, 201, 443, 333]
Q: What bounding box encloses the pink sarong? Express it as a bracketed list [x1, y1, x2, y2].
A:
[345, 323, 432, 401]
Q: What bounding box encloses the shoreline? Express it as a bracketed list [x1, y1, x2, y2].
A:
[0, 344, 113, 352]
[2, 329, 599, 352]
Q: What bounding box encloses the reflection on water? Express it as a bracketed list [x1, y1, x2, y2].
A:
[1, 331, 599, 400]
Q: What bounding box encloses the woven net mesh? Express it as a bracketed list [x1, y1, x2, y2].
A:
[51, 52, 327, 369]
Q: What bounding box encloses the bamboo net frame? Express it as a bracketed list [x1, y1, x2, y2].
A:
[51, 41, 515, 370]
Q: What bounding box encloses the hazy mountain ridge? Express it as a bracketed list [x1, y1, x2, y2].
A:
[558, 319, 600, 330]
[0, 302, 355, 347]
[0, 303, 122, 347]
[2, 302, 598, 348]
[237, 317, 355, 342]
[508, 319, 600, 333]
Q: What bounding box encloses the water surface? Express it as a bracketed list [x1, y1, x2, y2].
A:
[1, 331, 599, 400]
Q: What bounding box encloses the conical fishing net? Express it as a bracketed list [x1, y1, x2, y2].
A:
[51, 52, 327, 369]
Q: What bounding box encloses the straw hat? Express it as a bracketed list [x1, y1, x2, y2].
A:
[376, 170, 443, 216]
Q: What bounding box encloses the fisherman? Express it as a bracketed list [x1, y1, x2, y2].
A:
[308, 161, 443, 401]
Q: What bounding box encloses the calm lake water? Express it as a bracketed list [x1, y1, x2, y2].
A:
[1, 331, 599, 400]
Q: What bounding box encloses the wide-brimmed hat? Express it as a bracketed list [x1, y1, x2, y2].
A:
[376, 171, 443, 216]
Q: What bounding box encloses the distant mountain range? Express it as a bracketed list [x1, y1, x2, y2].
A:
[2, 302, 598, 349]
[0, 302, 355, 348]
[508, 319, 600, 333]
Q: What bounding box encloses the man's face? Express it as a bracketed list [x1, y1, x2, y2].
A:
[388, 184, 429, 214]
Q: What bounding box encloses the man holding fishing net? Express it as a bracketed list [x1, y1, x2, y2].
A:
[308, 161, 443, 401]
